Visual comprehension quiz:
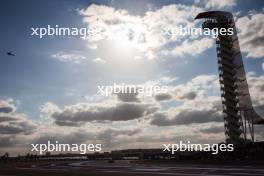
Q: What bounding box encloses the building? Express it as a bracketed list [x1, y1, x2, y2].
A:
[195, 11, 264, 145]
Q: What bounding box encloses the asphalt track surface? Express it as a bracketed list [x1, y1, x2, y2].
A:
[1, 160, 264, 176]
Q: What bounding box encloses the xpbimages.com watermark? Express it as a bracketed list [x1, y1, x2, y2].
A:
[30, 141, 102, 155]
[163, 141, 234, 155]
[161, 25, 234, 38]
[30, 25, 234, 39]
[97, 83, 168, 97]
[30, 25, 103, 39]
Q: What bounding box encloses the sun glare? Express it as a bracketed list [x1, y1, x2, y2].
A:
[110, 23, 146, 52]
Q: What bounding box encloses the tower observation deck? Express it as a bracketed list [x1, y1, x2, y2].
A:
[195, 11, 264, 145]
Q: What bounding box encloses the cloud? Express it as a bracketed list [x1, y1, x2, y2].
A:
[150, 74, 222, 126]
[40, 102, 60, 115]
[262, 62, 264, 71]
[100, 128, 141, 138]
[4, 68, 264, 152]
[200, 124, 224, 134]
[236, 9, 264, 58]
[34, 128, 140, 145]
[162, 38, 214, 57]
[51, 51, 87, 63]
[172, 87, 199, 100]
[0, 115, 17, 122]
[96, 128, 142, 148]
[79, 4, 214, 60]
[154, 74, 218, 102]
[0, 120, 36, 135]
[150, 98, 222, 126]
[195, 0, 236, 9]
[93, 57, 106, 64]
[154, 93, 172, 102]
[190, 74, 218, 87]
[151, 72, 264, 128]
[115, 91, 140, 102]
[0, 100, 16, 113]
[0, 100, 37, 135]
[43, 102, 158, 126]
[31, 126, 143, 152]
[247, 73, 264, 116]
[180, 91, 197, 100]
[87, 42, 98, 50]
[154, 90, 197, 102]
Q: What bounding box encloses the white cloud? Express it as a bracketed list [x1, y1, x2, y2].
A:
[87, 42, 98, 50]
[191, 74, 218, 89]
[151, 74, 224, 126]
[93, 57, 106, 64]
[151, 72, 264, 130]
[162, 38, 214, 57]
[236, 10, 264, 58]
[151, 96, 222, 126]
[40, 102, 61, 115]
[247, 74, 264, 110]
[51, 51, 87, 63]
[195, 0, 236, 9]
[79, 4, 214, 60]
[154, 74, 218, 102]
[151, 74, 222, 125]
[262, 63, 264, 71]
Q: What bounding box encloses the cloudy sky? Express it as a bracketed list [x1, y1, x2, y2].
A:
[0, 0, 264, 155]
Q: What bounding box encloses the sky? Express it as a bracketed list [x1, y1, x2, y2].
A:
[0, 0, 264, 155]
